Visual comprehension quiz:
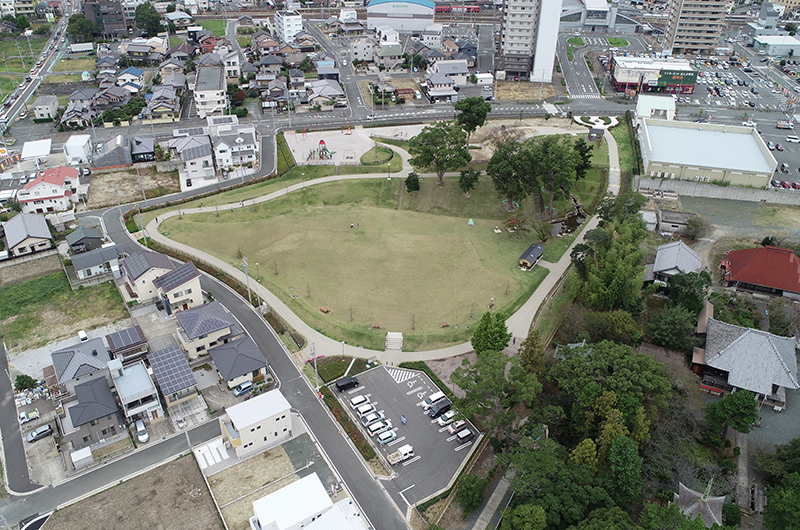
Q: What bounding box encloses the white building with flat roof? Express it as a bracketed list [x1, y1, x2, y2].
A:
[638, 119, 777, 187]
[221, 389, 291, 458]
[366, 0, 434, 33]
[635, 94, 676, 125]
[753, 34, 800, 56]
[274, 10, 303, 44]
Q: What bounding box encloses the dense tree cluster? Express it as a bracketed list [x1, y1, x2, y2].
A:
[407, 121, 471, 186]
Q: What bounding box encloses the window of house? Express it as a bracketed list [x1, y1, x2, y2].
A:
[197, 345, 206, 351]
[83, 435, 92, 443]
[90, 419, 99, 426]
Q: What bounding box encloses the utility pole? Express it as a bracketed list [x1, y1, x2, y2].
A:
[14, 41, 25, 69]
[312, 342, 319, 391]
[242, 257, 252, 304]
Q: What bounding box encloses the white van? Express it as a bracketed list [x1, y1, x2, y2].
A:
[422, 391, 446, 411]
[349, 395, 368, 409]
[787, 135, 800, 143]
[356, 403, 375, 417]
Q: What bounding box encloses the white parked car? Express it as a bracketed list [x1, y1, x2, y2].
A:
[135, 420, 149, 443]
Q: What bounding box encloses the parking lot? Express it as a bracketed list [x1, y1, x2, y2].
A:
[336, 366, 478, 507]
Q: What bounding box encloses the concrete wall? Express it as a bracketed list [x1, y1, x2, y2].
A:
[636, 176, 800, 205]
[0, 249, 62, 287]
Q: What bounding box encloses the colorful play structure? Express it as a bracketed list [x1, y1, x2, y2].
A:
[307, 139, 336, 161]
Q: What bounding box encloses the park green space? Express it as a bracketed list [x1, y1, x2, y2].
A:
[606, 37, 629, 47]
[161, 178, 550, 351]
[198, 20, 226, 37]
[567, 37, 585, 46]
[0, 38, 48, 72]
[52, 56, 97, 72]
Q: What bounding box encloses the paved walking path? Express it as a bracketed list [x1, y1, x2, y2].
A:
[473, 477, 511, 530]
[145, 124, 621, 363]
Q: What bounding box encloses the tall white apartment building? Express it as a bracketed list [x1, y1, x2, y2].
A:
[499, 0, 563, 83]
[194, 67, 227, 119]
[1, 0, 15, 16]
[274, 10, 303, 44]
[664, 0, 727, 56]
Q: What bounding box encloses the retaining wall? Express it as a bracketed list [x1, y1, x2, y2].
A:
[635, 176, 800, 205]
[0, 249, 62, 287]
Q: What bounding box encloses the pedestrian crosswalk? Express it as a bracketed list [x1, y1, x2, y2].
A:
[385, 367, 418, 385]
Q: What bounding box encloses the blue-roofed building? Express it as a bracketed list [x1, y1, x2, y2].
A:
[109, 359, 164, 423]
[175, 300, 245, 359]
[367, 0, 435, 33]
[117, 66, 145, 88]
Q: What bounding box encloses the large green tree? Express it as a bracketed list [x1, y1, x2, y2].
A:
[764, 472, 800, 530]
[573, 137, 594, 181]
[706, 389, 759, 439]
[639, 502, 707, 530]
[454, 96, 492, 147]
[647, 304, 697, 353]
[604, 435, 643, 507]
[533, 135, 579, 216]
[450, 349, 541, 434]
[597, 191, 647, 223]
[585, 310, 642, 345]
[408, 121, 471, 186]
[566, 507, 638, 530]
[455, 474, 488, 513]
[486, 140, 537, 209]
[135, 2, 163, 37]
[669, 270, 712, 314]
[756, 437, 800, 484]
[502, 504, 547, 530]
[518, 328, 545, 375]
[67, 14, 100, 42]
[458, 169, 480, 196]
[471, 311, 511, 355]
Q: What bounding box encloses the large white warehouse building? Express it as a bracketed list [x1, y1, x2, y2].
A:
[366, 0, 435, 33]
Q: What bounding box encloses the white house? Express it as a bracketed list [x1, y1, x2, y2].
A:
[17, 166, 79, 214]
[422, 23, 442, 49]
[351, 38, 374, 62]
[339, 7, 357, 22]
[429, 59, 469, 86]
[193, 67, 227, 119]
[375, 24, 398, 43]
[153, 260, 203, 313]
[64, 134, 93, 164]
[274, 10, 303, 44]
[167, 135, 218, 192]
[33, 95, 58, 119]
[116, 66, 146, 88]
[224, 50, 242, 79]
[213, 127, 258, 169]
[72, 244, 123, 281]
[221, 388, 290, 458]
[120, 251, 176, 303]
[109, 358, 164, 423]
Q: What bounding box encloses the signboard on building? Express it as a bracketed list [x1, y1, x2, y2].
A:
[657, 70, 697, 86]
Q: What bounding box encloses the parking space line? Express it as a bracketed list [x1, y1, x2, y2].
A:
[400, 484, 416, 493]
[455, 442, 473, 451]
[406, 387, 423, 395]
[402, 456, 421, 466]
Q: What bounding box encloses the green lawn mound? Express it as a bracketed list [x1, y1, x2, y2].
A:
[360, 146, 394, 166]
[165, 178, 550, 351]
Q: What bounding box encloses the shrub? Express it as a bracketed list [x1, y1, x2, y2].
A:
[721, 458, 738, 474]
[722, 503, 741, 526]
[266, 312, 286, 334]
[455, 474, 488, 513]
[320, 386, 375, 460]
[15, 374, 37, 391]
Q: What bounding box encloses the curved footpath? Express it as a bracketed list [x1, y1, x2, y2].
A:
[144, 121, 621, 363]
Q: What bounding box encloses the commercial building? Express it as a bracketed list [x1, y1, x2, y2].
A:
[664, 0, 727, 56]
[559, 0, 641, 33]
[82, 0, 128, 38]
[366, 0, 435, 33]
[753, 35, 800, 56]
[274, 10, 303, 44]
[611, 56, 696, 94]
[499, 0, 562, 82]
[638, 119, 777, 188]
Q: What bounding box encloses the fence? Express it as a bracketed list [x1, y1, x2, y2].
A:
[636, 176, 800, 205]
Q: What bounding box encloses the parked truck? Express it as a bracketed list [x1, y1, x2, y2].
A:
[387, 444, 415, 465]
[19, 409, 40, 424]
[777, 120, 794, 129]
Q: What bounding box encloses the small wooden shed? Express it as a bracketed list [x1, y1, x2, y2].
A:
[519, 244, 544, 270]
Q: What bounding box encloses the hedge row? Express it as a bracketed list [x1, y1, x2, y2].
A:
[398, 361, 455, 402]
[320, 386, 375, 460]
[266, 312, 286, 334]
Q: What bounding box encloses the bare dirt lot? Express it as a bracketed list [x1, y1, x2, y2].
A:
[469, 117, 586, 163]
[45, 455, 223, 530]
[87, 167, 180, 210]
[496, 80, 556, 102]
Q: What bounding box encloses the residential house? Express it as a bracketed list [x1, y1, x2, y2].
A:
[175, 300, 245, 359]
[193, 66, 226, 119]
[293, 31, 316, 52]
[17, 166, 79, 214]
[351, 38, 374, 63]
[109, 358, 164, 422]
[60, 101, 96, 129]
[288, 68, 305, 92]
[425, 72, 457, 102]
[376, 24, 399, 43]
[161, 72, 188, 95]
[119, 36, 169, 61]
[120, 250, 176, 303]
[67, 88, 99, 107]
[223, 50, 241, 79]
[197, 52, 222, 68]
[198, 33, 219, 54]
[407, 38, 429, 57]
[72, 244, 123, 281]
[376, 42, 403, 68]
[167, 42, 196, 61]
[93, 86, 131, 111]
[308, 79, 344, 107]
[317, 65, 339, 82]
[422, 23, 442, 49]
[441, 39, 458, 55]
[125, 44, 154, 61]
[60, 376, 122, 452]
[0, 21, 17, 34]
[96, 55, 117, 70]
[94, 133, 133, 168]
[456, 39, 478, 57]
[145, 85, 181, 122]
[421, 47, 445, 65]
[153, 260, 203, 313]
[147, 345, 199, 411]
[131, 136, 156, 162]
[97, 71, 118, 89]
[253, 72, 276, 91]
[167, 134, 217, 191]
[213, 38, 234, 57]
[721, 246, 800, 296]
[644, 241, 702, 283]
[64, 134, 93, 164]
[342, 21, 364, 36]
[450, 51, 475, 68]
[259, 54, 283, 74]
[33, 95, 59, 120]
[3, 213, 52, 257]
[213, 127, 258, 168]
[220, 389, 289, 458]
[209, 336, 268, 389]
[263, 77, 287, 108]
[159, 58, 185, 78]
[66, 226, 105, 253]
[694, 316, 800, 408]
[50, 337, 111, 398]
[252, 30, 279, 55]
[117, 67, 145, 88]
[164, 10, 193, 27]
[325, 17, 342, 32]
[238, 14, 254, 26]
[429, 59, 469, 86]
[106, 325, 148, 365]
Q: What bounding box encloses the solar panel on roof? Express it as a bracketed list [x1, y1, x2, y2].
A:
[148, 345, 195, 395]
[109, 327, 142, 349]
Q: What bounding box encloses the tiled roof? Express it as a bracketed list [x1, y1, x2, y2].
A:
[653, 241, 702, 276]
[24, 165, 79, 191]
[176, 300, 243, 339]
[726, 246, 800, 294]
[208, 336, 267, 381]
[119, 66, 144, 77]
[121, 251, 175, 281]
[153, 261, 200, 293]
[71, 244, 123, 271]
[51, 338, 109, 384]
[68, 378, 118, 427]
[4, 213, 51, 249]
[675, 483, 725, 528]
[705, 318, 800, 395]
[65, 226, 104, 246]
[131, 136, 155, 155]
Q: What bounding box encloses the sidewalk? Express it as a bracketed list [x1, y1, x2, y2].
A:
[145, 128, 621, 362]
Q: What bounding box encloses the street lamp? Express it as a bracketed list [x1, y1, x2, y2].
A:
[302, 171, 305, 189]
[256, 262, 260, 282]
[387, 162, 390, 180]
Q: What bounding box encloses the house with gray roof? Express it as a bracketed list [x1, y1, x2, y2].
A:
[259, 54, 284, 74]
[316, 65, 339, 82]
[175, 300, 245, 359]
[66, 226, 105, 253]
[167, 134, 218, 192]
[131, 137, 156, 163]
[94, 133, 133, 168]
[60, 377, 122, 452]
[153, 261, 203, 313]
[644, 240, 702, 283]
[425, 72, 457, 101]
[208, 336, 268, 388]
[694, 317, 800, 408]
[120, 251, 175, 303]
[145, 85, 181, 123]
[72, 244, 123, 281]
[161, 72, 188, 95]
[429, 59, 469, 86]
[50, 337, 111, 397]
[3, 212, 52, 257]
[213, 127, 258, 169]
[109, 358, 164, 422]
[61, 100, 96, 129]
[308, 79, 344, 106]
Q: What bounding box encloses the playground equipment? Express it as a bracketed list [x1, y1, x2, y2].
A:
[342, 123, 352, 135]
[307, 139, 336, 161]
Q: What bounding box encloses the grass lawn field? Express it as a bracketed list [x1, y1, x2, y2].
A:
[567, 37, 585, 46]
[162, 178, 550, 350]
[0, 75, 24, 96]
[606, 37, 629, 47]
[237, 36, 252, 48]
[45, 73, 83, 83]
[610, 122, 635, 176]
[535, 270, 578, 342]
[0, 38, 48, 73]
[0, 273, 128, 354]
[52, 56, 97, 72]
[169, 36, 184, 48]
[199, 19, 226, 36]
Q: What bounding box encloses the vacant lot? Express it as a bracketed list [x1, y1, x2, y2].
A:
[0, 273, 128, 353]
[45, 456, 223, 530]
[88, 167, 180, 209]
[164, 178, 549, 350]
[45, 73, 83, 83]
[497, 80, 555, 102]
[199, 19, 226, 36]
[53, 56, 98, 73]
[0, 38, 47, 72]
